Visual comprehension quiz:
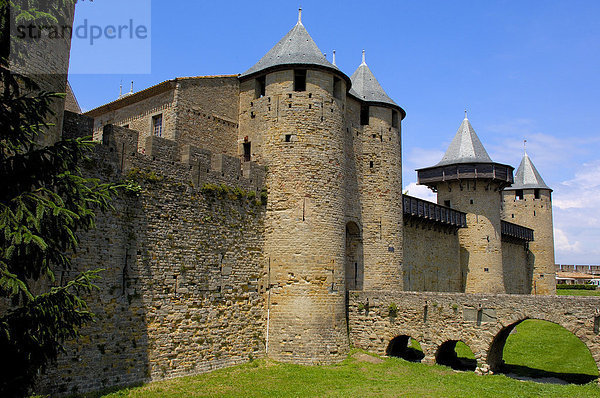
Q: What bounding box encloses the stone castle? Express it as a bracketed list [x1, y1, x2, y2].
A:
[28, 10, 600, 395]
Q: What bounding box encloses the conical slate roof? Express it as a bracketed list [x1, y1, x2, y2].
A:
[349, 51, 398, 108]
[240, 11, 341, 78]
[436, 115, 493, 166]
[504, 153, 551, 191]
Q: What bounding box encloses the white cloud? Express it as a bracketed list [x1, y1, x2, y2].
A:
[403, 182, 437, 202]
[554, 160, 600, 210]
[552, 160, 600, 264]
[554, 228, 582, 253]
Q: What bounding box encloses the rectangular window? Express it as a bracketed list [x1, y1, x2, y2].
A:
[534, 189, 540, 199]
[243, 142, 251, 162]
[152, 114, 162, 137]
[392, 110, 399, 128]
[285, 134, 292, 143]
[360, 105, 369, 125]
[294, 69, 306, 92]
[333, 76, 342, 99]
[444, 200, 451, 208]
[255, 76, 266, 98]
[515, 189, 524, 200]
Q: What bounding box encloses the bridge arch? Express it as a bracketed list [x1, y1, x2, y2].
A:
[487, 317, 599, 383]
[386, 335, 425, 362]
[435, 340, 477, 371]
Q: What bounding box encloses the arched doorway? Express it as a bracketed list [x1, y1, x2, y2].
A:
[345, 222, 363, 290]
[488, 319, 598, 384]
[436, 340, 477, 371]
[386, 335, 425, 362]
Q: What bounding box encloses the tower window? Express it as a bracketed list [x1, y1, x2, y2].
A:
[534, 189, 540, 199]
[470, 199, 474, 205]
[243, 142, 251, 162]
[360, 105, 369, 125]
[255, 76, 266, 98]
[515, 189, 524, 200]
[392, 110, 399, 128]
[285, 134, 292, 143]
[152, 114, 162, 137]
[333, 76, 342, 99]
[369, 161, 374, 168]
[294, 69, 306, 92]
[444, 200, 451, 208]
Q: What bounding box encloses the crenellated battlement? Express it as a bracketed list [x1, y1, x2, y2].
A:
[64, 112, 266, 192]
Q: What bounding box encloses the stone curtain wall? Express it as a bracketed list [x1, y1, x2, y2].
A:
[36, 118, 267, 396]
[348, 291, 600, 375]
[501, 239, 533, 294]
[403, 223, 463, 292]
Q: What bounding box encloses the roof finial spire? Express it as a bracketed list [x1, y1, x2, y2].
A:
[332, 49, 336, 66]
[130, 81, 134, 94]
[119, 80, 123, 98]
[524, 139, 527, 155]
[298, 7, 302, 24]
[464, 109, 468, 119]
[361, 49, 366, 65]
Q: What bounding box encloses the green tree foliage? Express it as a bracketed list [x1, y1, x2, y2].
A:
[0, 1, 121, 396]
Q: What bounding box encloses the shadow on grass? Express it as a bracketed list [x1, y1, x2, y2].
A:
[438, 356, 477, 372]
[400, 347, 425, 362]
[501, 363, 598, 385]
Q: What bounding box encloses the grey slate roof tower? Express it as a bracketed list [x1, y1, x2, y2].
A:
[240, 9, 347, 82]
[436, 113, 493, 166]
[417, 114, 514, 187]
[504, 153, 551, 191]
[349, 50, 402, 112]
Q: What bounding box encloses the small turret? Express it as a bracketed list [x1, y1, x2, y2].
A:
[347, 51, 405, 291]
[503, 151, 555, 295]
[417, 114, 514, 294]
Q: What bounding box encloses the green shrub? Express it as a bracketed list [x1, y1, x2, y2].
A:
[556, 284, 596, 290]
[388, 302, 398, 317]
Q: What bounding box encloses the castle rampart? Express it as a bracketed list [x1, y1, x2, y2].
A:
[36, 114, 267, 395]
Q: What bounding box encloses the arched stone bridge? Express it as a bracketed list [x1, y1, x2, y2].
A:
[348, 291, 600, 376]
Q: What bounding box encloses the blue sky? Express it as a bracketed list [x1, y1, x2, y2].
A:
[68, 0, 600, 264]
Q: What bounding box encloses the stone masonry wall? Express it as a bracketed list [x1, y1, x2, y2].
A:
[501, 239, 532, 294]
[36, 121, 267, 396]
[437, 181, 505, 294]
[403, 223, 463, 292]
[173, 76, 240, 157]
[90, 88, 176, 146]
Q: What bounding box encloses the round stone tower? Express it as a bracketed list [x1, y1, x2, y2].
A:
[8, 2, 77, 145]
[502, 152, 556, 295]
[238, 10, 352, 363]
[348, 51, 405, 291]
[417, 114, 514, 293]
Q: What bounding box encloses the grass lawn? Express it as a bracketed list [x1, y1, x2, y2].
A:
[557, 288, 600, 296]
[92, 353, 600, 398]
[502, 319, 598, 383]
